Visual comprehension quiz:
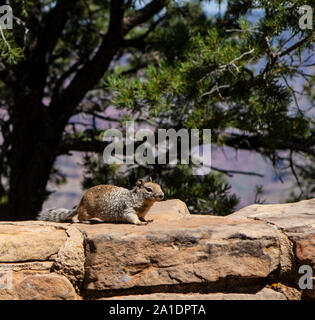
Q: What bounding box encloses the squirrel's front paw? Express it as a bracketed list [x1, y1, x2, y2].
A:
[136, 220, 150, 225]
[139, 217, 153, 223]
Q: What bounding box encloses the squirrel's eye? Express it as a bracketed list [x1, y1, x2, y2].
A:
[146, 187, 153, 192]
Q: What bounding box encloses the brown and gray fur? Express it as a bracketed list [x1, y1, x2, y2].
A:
[37, 179, 164, 225]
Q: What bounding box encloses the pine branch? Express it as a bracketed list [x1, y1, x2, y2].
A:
[279, 35, 313, 58]
[211, 166, 264, 177]
[49, 0, 125, 123]
[222, 133, 315, 157]
[56, 138, 108, 155]
[122, 14, 165, 50]
[50, 0, 168, 126]
[28, 0, 77, 62]
[122, 0, 168, 35]
[0, 25, 11, 49]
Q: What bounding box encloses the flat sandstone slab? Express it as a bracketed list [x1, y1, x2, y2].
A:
[230, 198, 315, 232]
[0, 222, 67, 262]
[103, 287, 286, 300]
[77, 215, 281, 292]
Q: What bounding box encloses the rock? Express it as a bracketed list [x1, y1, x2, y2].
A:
[293, 233, 315, 266]
[51, 226, 85, 291]
[103, 287, 286, 300]
[276, 230, 295, 280]
[78, 215, 281, 293]
[231, 198, 315, 299]
[146, 199, 190, 221]
[0, 271, 79, 300]
[1, 198, 315, 300]
[0, 261, 53, 272]
[289, 233, 315, 299]
[230, 198, 315, 232]
[0, 222, 67, 262]
[0, 222, 79, 300]
[267, 283, 302, 300]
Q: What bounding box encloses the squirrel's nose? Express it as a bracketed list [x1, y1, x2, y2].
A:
[158, 193, 164, 200]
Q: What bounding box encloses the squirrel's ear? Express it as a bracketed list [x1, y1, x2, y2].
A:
[136, 179, 144, 187]
[149, 177, 152, 182]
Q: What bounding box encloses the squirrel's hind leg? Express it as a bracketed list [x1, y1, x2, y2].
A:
[123, 208, 148, 225]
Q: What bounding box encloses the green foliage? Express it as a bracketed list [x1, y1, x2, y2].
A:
[0, 0, 31, 64]
[105, 0, 314, 211]
[0, 30, 24, 64]
[108, 5, 312, 137]
[160, 166, 239, 215]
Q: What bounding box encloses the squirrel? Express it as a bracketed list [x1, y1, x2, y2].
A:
[36, 178, 164, 225]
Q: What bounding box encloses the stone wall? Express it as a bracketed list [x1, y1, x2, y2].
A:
[0, 198, 314, 300]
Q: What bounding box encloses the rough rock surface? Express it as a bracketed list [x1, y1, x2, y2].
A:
[145, 199, 190, 221]
[229, 199, 315, 232]
[51, 226, 85, 291]
[0, 223, 67, 262]
[78, 216, 280, 293]
[0, 271, 79, 300]
[103, 287, 286, 300]
[230, 198, 315, 299]
[0, 198, 314, 300]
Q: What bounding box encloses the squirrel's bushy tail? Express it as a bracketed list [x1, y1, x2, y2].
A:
[36, 207, 77, 222]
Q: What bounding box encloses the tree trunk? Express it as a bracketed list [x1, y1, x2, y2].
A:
[8, 146, 56, 220]
[1, 0, 168, 220]
[6, 95, 63, 220]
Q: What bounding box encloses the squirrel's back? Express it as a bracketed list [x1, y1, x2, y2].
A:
[76, 185, 131, 222]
